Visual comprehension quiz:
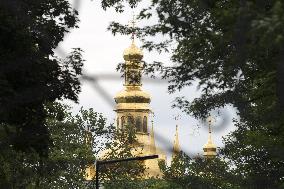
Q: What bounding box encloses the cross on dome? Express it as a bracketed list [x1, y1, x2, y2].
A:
[128, 11, 136, 43]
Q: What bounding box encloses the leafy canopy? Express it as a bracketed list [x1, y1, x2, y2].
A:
[0, 0, 84, 156]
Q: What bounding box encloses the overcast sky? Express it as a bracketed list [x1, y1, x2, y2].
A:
[56, 0, 238, 158]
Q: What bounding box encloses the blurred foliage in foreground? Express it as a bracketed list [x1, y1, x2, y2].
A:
[0, 0, 84, 156]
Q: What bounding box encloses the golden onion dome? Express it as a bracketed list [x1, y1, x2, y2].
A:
[123, 42, 143, 61]
[114, 86, 150, 104]
[203, 138, 217, 158]
[203, 140, 217, 150]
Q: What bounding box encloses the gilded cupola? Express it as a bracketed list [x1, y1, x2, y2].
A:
[114, 87, 150, 104]
[203, 117, 217, 158]
[123, 42, 143, 61]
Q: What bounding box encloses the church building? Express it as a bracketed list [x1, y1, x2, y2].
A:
[85, 29, 217, 181]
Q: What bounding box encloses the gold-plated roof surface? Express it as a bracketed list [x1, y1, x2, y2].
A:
[123, 42, 143, 61]
[203, 138, 217, 149]
[115, 87, 150, 99]
[115, 102, 151, 111]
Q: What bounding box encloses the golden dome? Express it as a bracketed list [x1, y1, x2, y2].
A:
[203, 140, 217, 149]
[203, 137, 217, 157]
[114, 86, 151, 104]
[123, 42, 143, 61]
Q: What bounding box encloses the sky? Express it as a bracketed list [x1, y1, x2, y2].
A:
[55, 0, 238, 158]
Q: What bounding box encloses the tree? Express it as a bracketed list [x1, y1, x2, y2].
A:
[0, 0, 83, 156]
[0, 103, 109, 188]
[0, 102, 152, 188]
[119, 152, 239, 189]
[158, 152, 239, 189]
[101, 124, 146, 188]
[100, 0, 284, 188]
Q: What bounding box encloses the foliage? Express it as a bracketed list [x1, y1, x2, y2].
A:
[158, 152, 239, 189]
[100, 0, 284, 188]
[0, 103, 108, 188]
[108, 152, 239, 189]
[0, 0, 83, 156]
[101, 124, 146, 188]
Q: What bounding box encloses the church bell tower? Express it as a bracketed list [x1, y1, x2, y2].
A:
[112, 15, 167, 178]
[114, 40, 151, 144]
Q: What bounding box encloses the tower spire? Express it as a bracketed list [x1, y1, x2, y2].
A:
[203, 116, 217, 159]
[149, 119, 156, 153]
[208, 116, 213, 143]
[172, 124, 181, 161]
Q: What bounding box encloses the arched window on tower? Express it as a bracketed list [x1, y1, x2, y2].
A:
[143, 116, 147, 133]
[127, 116, 134, 127]
[121, 116, 125, 129]
[135, 116, 142, 132]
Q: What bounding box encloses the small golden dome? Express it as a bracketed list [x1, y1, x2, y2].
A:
[203, 140, 217, 150]
[203, 138, 217, 157]
[203, 116, 217, 158]
[123, 42, 143, 61]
